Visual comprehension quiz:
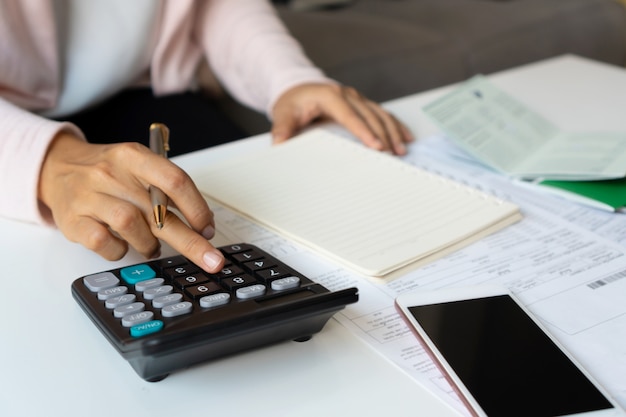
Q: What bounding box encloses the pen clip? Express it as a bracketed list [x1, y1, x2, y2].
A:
[149, 123, 170, 156]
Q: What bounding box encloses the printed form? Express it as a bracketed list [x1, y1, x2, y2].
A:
[201, 133, 626, 416]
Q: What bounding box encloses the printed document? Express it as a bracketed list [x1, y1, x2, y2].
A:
[423, 76, 626, 180]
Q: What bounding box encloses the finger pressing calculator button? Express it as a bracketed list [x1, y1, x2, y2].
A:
[114, 302, 145, 318]
[84, 272, 119, 292]
[122, 311, 154, 328]
[271, 276, 300, 291]
[236, 284, 266, 299]
[120, 265, 156, 285]
[161, 302, 193, 317]
[199, 293, 230, 308]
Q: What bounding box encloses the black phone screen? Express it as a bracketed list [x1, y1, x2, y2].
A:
[408, 295, 614, 417]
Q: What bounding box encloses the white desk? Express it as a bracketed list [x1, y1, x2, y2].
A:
[2, 55, 626, 417]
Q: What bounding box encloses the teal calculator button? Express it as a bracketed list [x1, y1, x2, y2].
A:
[130, 320, 164, 338]
[120, 264, 156, 285]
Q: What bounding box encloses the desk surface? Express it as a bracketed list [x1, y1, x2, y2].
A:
[2, 55, 626, 417]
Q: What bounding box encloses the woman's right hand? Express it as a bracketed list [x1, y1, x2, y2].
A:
[38, 132, 225, 273]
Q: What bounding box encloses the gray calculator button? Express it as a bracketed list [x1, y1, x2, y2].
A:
[143, 285, 173, 300]
[97, 285, 128, 300]
[161, 301, 193, 317]
[152, 293, 183, 308]
[114, 302, 145, 318]
[122, 311, 154, 327]
[135, 278, 164, 292]
[199, 293, 230, 308]
[236, 284, 266, 299]
[105, 294, 136, 309]
[83, 272, 119, 292]
[271, 276, 300, 291]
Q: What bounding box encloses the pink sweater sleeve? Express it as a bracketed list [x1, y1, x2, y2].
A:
[194, 0, 333, 115]
[0, 98, 84, 226]
[151, 0, 333, 115]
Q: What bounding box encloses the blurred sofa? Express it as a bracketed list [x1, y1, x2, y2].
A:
[219, 0, 626, 134]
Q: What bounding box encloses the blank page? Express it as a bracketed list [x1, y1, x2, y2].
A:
[195, 130, 521, 277]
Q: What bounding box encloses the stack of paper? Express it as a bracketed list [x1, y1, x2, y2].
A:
[194, 130, 521, 277]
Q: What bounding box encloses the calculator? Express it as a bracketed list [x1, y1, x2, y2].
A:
[71, 243, 359, 382]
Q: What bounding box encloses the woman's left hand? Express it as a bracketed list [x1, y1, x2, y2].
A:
[270, 83, 414, 155]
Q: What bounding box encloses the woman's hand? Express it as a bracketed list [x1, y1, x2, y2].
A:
[38, 132, 225, 272]
[271, 83, 414, 155]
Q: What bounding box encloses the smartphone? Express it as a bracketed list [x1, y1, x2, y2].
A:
[395, 285, 624, 417]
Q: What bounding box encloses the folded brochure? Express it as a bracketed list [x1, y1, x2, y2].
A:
[423, 75, 626, 181]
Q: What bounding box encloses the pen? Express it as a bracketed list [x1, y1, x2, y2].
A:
[149, 123, 170, 229]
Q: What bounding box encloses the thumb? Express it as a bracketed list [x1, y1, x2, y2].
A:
[271, 108, 301, 144]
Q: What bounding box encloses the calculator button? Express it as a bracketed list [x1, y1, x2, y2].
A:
[243, 259, 276, 272]
[153, 256, 187, 270]
[114, 302, 145, 318]
[256, 267, 289, 282]
[164, 264, 199, 279]
[173, 273, 209, 288]
[199, 293, 230, 308]
[162, 302, 193, 317]
[120, 265, 156, 285]
[122, 311, 154, 328]
[185, 282, 221, 299]
[130, 320, 163, 337]
[135, 278, 165, 292]
[143, 285, 174, 300]
[221, 274, 257, 291]
[214, 265, 243, 280]
[152, 293, 183, 309]
[233, 251, 263, 263]
[97, 285, 128, 300]
[105, 294, 136, 309]
[271, 276, 300, 291]
[83, 272, 119, 292]
[220, 244, 248, 255]
[236, 284, 266, 299]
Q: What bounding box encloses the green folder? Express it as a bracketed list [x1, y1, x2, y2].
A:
[539, 178, 626, 211]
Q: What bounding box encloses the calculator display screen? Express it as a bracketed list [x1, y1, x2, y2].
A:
[408, 295, 614, 417]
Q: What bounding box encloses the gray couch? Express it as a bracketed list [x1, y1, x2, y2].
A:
[221, 0, 626, 134]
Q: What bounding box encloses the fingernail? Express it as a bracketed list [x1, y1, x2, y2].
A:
[201, 225, 215, 240]
[203, 250, 223, 271]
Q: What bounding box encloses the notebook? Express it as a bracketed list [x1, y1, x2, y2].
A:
[423, 76, 626, 181]
[194, 130, 522, 277]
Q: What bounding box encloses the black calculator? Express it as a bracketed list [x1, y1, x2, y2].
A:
[71, 243, 359, 382]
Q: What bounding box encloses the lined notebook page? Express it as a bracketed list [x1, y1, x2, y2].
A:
[195, 130, 521, 277]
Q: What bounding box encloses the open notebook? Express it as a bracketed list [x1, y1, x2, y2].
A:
[194, 130, 522, 277]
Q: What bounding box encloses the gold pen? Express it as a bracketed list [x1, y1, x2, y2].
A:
[149, 123, 170, 229]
